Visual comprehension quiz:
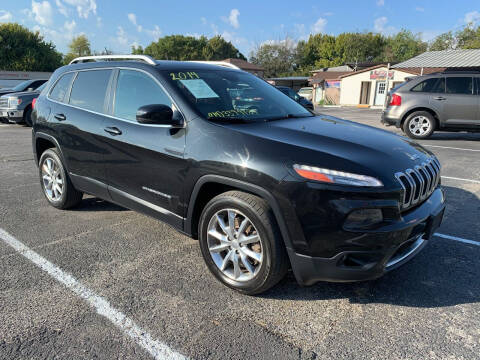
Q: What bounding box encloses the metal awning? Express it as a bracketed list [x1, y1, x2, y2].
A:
[392, 49, 480, 68]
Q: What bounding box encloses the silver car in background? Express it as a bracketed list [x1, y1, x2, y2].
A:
[381, 72, 480, 139]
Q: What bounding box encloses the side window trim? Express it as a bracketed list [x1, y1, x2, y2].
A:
[64, 71, 77, 104]
[110, 67, 184, 125]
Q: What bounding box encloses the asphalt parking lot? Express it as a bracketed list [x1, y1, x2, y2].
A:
[0, 109, 479, 360]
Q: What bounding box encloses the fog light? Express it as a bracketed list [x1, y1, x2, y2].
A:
[344, 209, 383, 229]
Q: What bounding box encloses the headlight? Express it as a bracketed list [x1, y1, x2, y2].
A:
[8, 97, 21, 108]
[293, 164, 383, 187]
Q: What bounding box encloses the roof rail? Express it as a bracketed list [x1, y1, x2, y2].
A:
[69, 55, 156, 65]
[188, 61, 241, 70]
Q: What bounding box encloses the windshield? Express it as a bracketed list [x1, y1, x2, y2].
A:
[163, 70, 312, 122]
[11, 80, 33, 92]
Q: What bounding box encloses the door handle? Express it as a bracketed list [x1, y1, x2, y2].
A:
[104, 126, 122, 136]
[54, 113, 66, 121]
[433, 96, 446, 101]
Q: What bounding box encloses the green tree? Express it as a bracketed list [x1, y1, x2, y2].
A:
[63, 35, 91, 64]
[249, 38, 297, 77]
[0, 23, 62, 71]
[383, 30, 427, 62]
[202, 35, 246, 60]
[456, 25, 480, 49]
[429, 31, 455, 51]
[429, 25, 480, 51]
[140, 35, 245, 61]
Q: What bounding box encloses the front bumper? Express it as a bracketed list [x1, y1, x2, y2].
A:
[0, 108, 23, 123]
[288, 188, 445, 286]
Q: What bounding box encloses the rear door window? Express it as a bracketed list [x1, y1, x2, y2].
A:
[113, 69, 172, 121]
[69, 70, 112, 113]
[411, 78, 445, 93]
[49, 73, 74, 103]
[446, 77, 473, 95]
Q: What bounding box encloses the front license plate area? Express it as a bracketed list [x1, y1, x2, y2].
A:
[425, 207, 445, 239]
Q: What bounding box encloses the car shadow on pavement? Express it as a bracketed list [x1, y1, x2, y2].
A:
[425, 132, 480, 141]
[73, 197, 128, 212]
[261, 185, 480, 308]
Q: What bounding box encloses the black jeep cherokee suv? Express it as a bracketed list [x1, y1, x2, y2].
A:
[32, 56, 446, 294]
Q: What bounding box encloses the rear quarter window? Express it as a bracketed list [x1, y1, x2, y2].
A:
[410, 78, 445, 93]
[49, 73, 75, 103]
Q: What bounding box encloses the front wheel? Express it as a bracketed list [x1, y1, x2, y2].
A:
[198, 191, 288, 295]
[403, 111, 435, 139]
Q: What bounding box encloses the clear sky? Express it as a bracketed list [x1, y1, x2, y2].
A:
[1, 0, 479, 57]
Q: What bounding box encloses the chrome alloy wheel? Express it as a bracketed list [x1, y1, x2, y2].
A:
[409, 116, 431, 136]
[207, 209, 263, 282]
[41, 157, 64, 202]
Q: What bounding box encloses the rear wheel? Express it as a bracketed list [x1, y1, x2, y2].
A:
[39, 148, 83, 209]
[23, 107, 33, 127]
[403, 111, 435, 139]
[198, 191, 288, 295]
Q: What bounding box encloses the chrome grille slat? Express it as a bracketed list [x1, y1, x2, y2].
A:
[395, 158, 441, 210]
[0, 98, 8, 107]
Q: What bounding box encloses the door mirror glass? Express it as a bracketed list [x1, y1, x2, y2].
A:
[136, 104, 182, 127]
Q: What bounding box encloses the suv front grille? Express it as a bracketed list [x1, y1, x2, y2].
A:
[0, 98, 8, 108]
[395, 158, 441, 209]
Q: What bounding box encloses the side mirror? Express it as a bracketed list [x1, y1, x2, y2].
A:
[27, 88, 34, 92]
[294, 95, 301, 101]
[136, 104, 183, 127]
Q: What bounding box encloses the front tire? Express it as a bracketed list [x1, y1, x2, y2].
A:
[39, 148, 83, 209]
[403, 111, 435, 139]
[198, 191, 288, 295]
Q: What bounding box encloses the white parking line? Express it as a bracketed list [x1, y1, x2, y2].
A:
[424, 144, 480, 152]
[441, 176, 480, 184]
[0, 228, 186, 360]
[434, 233, 479, 246]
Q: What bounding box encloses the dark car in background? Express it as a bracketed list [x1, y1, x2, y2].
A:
[382, 72, 480, 139]
[0, 79, 48, 97]
[0, 83, 46, 126]
[32, 55, 445, 295]
[276, 86, 314, 110]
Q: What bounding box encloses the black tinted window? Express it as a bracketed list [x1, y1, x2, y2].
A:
[411, 78, 445, 93]
[30, 80, 46, 89]
[446, 77, 473, 95]
[114, 70, 172, 121]
[69, 70, 112, 112]
[49, 73, 74, 102]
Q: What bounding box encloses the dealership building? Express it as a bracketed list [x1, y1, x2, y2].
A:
[0, 71, 52, 89]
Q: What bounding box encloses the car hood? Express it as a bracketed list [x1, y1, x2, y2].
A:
[0, 89, 16, 96]
[0, 90, 39, 99]
[222, 115, 435, 186]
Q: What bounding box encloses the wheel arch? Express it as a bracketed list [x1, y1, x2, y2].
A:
[185, 175, 294, 251]
[34, 133, 67, 170]
[401, 107, 440, 129]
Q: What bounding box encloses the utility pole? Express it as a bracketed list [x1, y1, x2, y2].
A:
[383, 62, 391, 110]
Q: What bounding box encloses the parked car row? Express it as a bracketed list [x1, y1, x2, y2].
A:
[0, 79, 48, 126]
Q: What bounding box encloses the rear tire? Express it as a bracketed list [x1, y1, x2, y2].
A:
[39, 148, 83, 209]
[198, 190, 288, 295]
[24, 107, 33, 127]
[403, 111, 435, 139]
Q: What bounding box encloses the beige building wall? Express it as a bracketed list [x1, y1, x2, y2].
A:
[339, 67, 415, 106]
